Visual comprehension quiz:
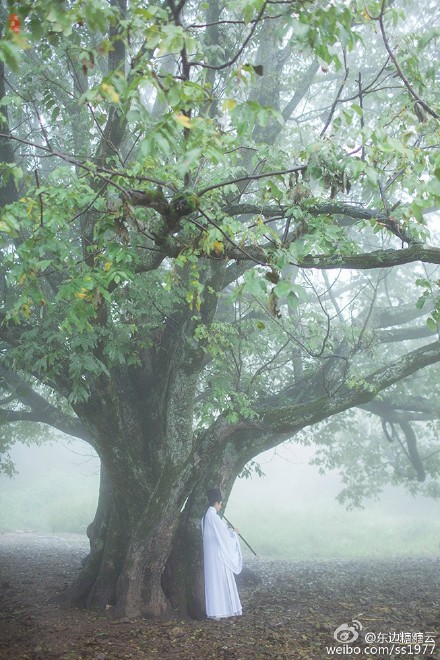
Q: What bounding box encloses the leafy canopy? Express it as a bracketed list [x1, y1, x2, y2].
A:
[0, 0, 439, 502]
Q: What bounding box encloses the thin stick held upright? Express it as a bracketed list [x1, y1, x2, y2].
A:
[221, 514, 257, 556]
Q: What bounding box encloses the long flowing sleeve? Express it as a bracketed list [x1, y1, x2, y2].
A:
[209, 511, 242, 574]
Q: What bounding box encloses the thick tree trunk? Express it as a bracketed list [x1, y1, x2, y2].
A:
[113, 480, 192, 619]
[59, 465, 130, 609]
[61, 433, 251, 620]
[61, 478, 185, 617]
[60, 442, 201, 618]
[162, 490, 206, 619]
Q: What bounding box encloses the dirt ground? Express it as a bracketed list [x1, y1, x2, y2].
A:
[0, 532, 439, 660]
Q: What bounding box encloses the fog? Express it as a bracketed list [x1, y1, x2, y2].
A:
[0, 438, 99, 535]
[228, 444, 440, 560]
[1, 437, 438, 561]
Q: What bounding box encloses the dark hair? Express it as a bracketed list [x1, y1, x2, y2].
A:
[207, 488, 222, 505]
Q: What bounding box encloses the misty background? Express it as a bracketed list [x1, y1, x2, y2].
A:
[1, 435, 439, 561]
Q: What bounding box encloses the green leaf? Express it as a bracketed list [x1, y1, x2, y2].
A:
[273, 280, 294, 298]
[0, 41, 21, 72]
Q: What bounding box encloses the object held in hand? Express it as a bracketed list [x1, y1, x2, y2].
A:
[222, 514, 257, 556]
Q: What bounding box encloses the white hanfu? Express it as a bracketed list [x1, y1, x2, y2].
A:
[201, 506, 243, 619]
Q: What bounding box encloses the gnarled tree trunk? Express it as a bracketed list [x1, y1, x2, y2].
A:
[60, 413, 259, 619]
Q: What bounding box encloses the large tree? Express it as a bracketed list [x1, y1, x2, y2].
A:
[0, 0, 439, 618]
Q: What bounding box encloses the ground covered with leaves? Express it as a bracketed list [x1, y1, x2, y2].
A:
[0, 532, 439, 660]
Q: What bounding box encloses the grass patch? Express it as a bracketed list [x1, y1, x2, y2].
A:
[227, 505, 440, 560]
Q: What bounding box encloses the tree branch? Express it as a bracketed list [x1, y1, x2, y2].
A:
[224, 202, 421, 246]
[376, 326, 436, 343]
[360, 396, 440, 422]
[188, 0, 270, 72]
[256, 340, 440, 434]
[295, 245, 440, 269]
[320, 49, 349, 137]
[0, 369, 92, 444]
[376, 2, 439, 119]
[197, 165, 305, 196]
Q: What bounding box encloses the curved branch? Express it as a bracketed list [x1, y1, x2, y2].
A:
[377, 5, 439, 119]
[217, 243, 440, 271]
[224, 202, 420, 246]
[397, 419, 425, 481]
[296, 244, 440, 269]
[361, 392, 440, 419]
[204, 340, 440, 469]
[0, 369, 92, 444]
[256, 340, 440, 434]
[377, 326, 436, 343]
[188, 0, 270, 72]
[197, 165, 305, 196]
[283, 60, 320, 122]
[372, 301, 431, 328]
[320, 50, 349, 137]
[0, 408, 91, 443]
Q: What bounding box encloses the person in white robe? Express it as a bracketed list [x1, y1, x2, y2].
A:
[201, 488, 243, 620]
